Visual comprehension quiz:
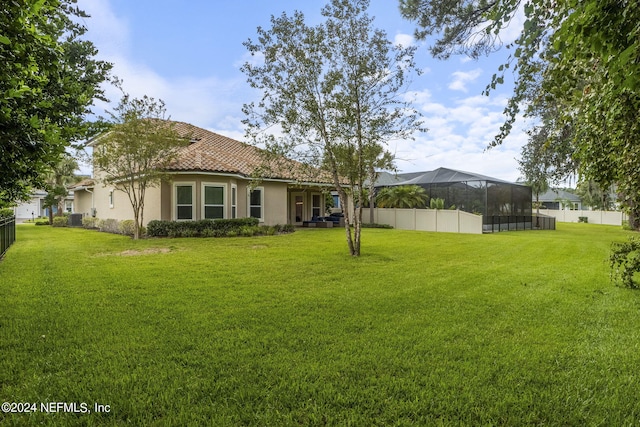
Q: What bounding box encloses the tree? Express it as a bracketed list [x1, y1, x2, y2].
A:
[93, 95, 188, 239]
[43, 154, 78, 224]
[518, 127, 550, 216]
[376, 185, 428, 208]
[576, 180, 615, 211]
[0, 0, 112, 205]
[400, 0, 640, 228]
[242, 0, 424, 256]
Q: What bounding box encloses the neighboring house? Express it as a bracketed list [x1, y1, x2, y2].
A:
[537, 189, 582, 210]
[78, 121, 340, 226]
[13, 190, 74, 222]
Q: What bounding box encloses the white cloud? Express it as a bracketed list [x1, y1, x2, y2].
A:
[394, 33, 414, 48]
[77, 0, 250, 135]
[448, 68, 483, 92]
[393, 89, 528, 182]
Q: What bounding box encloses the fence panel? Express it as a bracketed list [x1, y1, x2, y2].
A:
[0, 216, 16, 259]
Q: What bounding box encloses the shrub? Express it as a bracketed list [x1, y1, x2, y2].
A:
[82, 217, 99, 229]
[35, 218, 50, 226]
[99, 219, 120, 234]
[610, 238, 640, 289]
[361, 223, 393, 229]
[52, 217, 68, 227]
[0, 208, 14, 218]
[578, 216, 589, 223]
[119, 220, 136, 236]
[146, 218, 260, 238]
[430, 198, 445, 209]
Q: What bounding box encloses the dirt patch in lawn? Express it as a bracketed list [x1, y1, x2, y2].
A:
[96, 248, 173, 257]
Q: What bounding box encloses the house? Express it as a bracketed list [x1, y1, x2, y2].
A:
[13, 189, 74, 222]
[75, 121, 340, 226]
[536, 189, 582, 210]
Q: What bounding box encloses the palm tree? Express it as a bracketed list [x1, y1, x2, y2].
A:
[44, 154, 78, 224]
[376, 185, 428, 208]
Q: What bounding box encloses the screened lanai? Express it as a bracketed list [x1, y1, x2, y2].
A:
[375, 167, 534, 231]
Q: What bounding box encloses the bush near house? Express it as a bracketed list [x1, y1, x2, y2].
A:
[52, 217, 68, 227]
[147, 218, 261, 238]
[82, 217, 99, 229]
[0, 208, 13, 218]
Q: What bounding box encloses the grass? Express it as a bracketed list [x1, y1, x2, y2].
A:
[1, 223, 640, 425]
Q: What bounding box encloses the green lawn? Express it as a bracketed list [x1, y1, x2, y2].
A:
[1, 223, 639, 426]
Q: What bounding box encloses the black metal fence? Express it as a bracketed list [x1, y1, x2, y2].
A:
[483, 214, 556, 233]
[1, 216, 16, 259]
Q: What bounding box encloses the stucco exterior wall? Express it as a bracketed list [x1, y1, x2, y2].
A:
[74, 190, 94, 218]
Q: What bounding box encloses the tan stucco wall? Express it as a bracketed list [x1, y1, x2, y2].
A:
[74, 190, 94, 217]
[88, 170, 325, 226]
[91, 179, 163, 226]
[168, 175, 290, 225]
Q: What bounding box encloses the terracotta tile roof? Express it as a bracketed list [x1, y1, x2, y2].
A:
[166, 121, 334, 184]
[68, 178, 95, 189]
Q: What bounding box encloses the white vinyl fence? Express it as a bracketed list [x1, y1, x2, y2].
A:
[537, 209, 627, 226]
[369, 208, 483, 234]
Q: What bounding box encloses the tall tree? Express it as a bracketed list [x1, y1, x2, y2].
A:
[0, 0, 112, 205]
[92, 95, 188, 239]
[400, 0, 640, 228]
[43, 154, 78, 224]
[242, 0, 425, 256]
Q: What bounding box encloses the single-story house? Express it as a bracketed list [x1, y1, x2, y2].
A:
[536, 189, 582, 210]
[74, 121, 342, 226]
[13, 190, 74, 222]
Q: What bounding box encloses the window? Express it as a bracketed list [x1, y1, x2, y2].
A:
[203, 183, 225, 219]
[248, 187, 263, 221]
[231, 185, 237, 219]
[312, 194, 321, 218]
[108, 190, 114, 208]
[175, 184, 194, 220]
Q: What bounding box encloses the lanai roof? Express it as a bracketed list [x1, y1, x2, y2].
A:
[376, 167, 517, 187]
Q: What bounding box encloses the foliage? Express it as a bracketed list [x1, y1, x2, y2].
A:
[34, 218, 50, 226]
[610, 238, 640, 289]
[146, 218, 267, 238]
[518, 129, 550, 211]
[93, 93, 189, 239]
[4, 223, 640, 425]
[98, 218, 120, 234]
[400, 0, 640, 228]
[0, 208, 13, 219]
[119, 219, 136, 236]
[52, 216, 67, 227]
[361, 222, 393, 229]
[0, 0, 112, 204]
[242, 0, 425, 256]
[576, 180, 615, 211]
[429, 197, 445, 209]
[42, 153, 78, 224]
[376, 185, 428, 208]
[81, 217, 99, 229]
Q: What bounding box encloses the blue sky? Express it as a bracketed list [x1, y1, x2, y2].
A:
[77, 0, 530, 182]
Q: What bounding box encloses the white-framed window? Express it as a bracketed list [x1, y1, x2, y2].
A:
[174, 183, 195, 221]
[202, 183, 226, 220]
[108, 190, 114, 209]
[312, 193, 321, 218]
[231, 185, 237, 219]
[248, 187, 264, 221]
